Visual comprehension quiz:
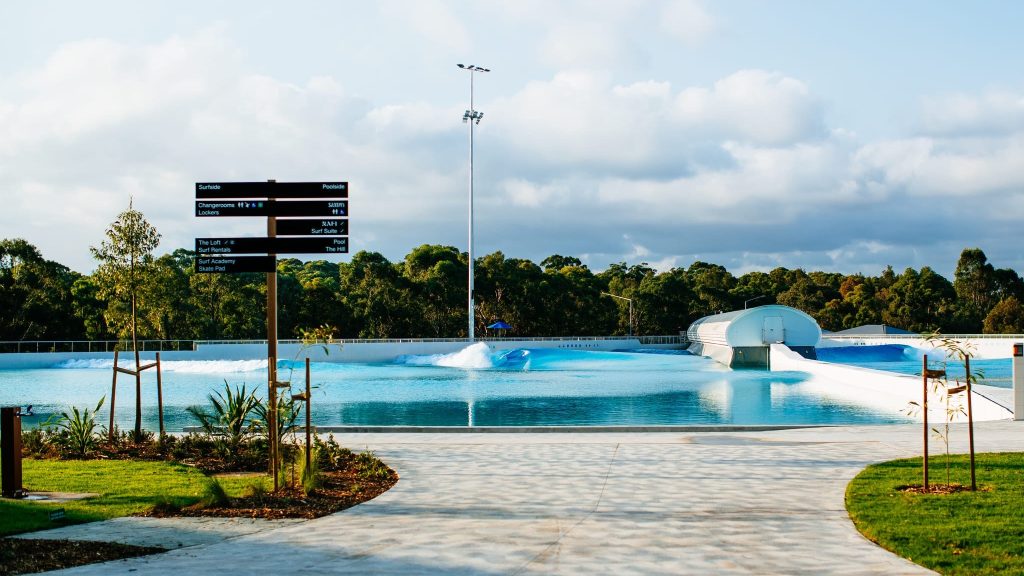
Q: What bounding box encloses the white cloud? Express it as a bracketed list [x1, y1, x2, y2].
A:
[673, 70, 825, 145]
[4, 12, 1024, 279]
[660, 0, 715, 45]
[378, 0, 472, 55]
[583, 138, 858, 226]
[0, 29, 474, 271]
[2, 31, 233, 151]
[485, 68, 825, 181]
[853, 135, 1024, 197]
[501, 178, 569, 208]
[540, 21, 627, 70]
[920, 91, 1024, 136]
[491, 71, 672, 169]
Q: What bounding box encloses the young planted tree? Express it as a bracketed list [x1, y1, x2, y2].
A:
[91, 200, 161, 440]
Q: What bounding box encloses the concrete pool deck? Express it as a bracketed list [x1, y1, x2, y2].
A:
[24, 420, 1024, 575]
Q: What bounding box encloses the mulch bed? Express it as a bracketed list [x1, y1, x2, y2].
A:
[147, 467, 398, 519]
[0, 538, 165, 576]
[897, 483, 987, 495]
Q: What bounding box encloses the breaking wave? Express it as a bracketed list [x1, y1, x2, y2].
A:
[395, 342, 529, 370]
[54, 358, 268, 373]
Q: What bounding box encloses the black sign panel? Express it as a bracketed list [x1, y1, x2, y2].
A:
[276, 218, 348, 236]
[196, 237, 272, 254]
[195, 200, 270, 217]
[196, 200, 348, 217]
[196, 182, 348, 199]
[272, 200, 348, 217]
[196, 237, 349, 255]
[195, 255, 276, 274]
[273, 237, 348, 254]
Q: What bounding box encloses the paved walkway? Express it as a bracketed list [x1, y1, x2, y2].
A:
[26, 420, 1024, 575]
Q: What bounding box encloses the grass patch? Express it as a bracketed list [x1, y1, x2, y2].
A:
[846, 452, 1024, 576]
[0, 459, 257, 536]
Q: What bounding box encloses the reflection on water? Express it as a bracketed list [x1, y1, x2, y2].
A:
[0, 346, 909, 430]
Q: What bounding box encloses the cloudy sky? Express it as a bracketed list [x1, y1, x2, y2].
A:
[2, 1, 1023, 277]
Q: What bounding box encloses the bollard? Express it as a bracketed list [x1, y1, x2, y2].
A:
[1014, 344, 1024, 421]
[1, 406, 26, 498]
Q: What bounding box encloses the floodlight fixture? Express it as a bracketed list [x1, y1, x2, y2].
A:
[457, 63, 490, 341]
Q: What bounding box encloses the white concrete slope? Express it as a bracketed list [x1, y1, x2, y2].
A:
[820, 335, 1023, 359]
[770, 344, 1014, 422]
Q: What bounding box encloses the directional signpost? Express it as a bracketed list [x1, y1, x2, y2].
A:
[195, 200, 347, 218]
[195, 255, 277, 273]
[196, 181, 347, 199]
[193, 180, 349, 491]
[276, 218, 348, 236]
[196, 237, 349, 255]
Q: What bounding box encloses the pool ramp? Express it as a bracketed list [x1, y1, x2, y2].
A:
[769, 343, 1014, 422]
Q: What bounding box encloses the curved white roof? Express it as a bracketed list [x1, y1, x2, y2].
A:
[686, 305, 822, 348]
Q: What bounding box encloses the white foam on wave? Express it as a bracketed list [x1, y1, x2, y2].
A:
[162, 359, 268, 373]
[396, 342, 500, 369]
[55, 358, 268, 373]
[55, 359, 115, 369]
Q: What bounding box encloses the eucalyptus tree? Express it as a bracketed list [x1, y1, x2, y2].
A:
[954, 248, 997, 331]
[403, 245, 466, 337]
[0, 239, 83, 340]
[983, 296, 1024, 334]
[339, 251, 421, 338]
[884, 267, 958, 333]
[90, 201, 161, 439]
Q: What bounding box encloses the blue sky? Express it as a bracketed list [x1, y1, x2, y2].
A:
[2, 1, 1023, 277]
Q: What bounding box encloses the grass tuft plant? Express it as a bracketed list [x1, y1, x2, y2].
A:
[49, 397, 105, 458]
[186, 381, 260, 447]
[300, 446, 322, 495]
[199, 478, 230, 508]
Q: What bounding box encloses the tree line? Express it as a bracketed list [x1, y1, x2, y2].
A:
[2, 236, 1023, 342]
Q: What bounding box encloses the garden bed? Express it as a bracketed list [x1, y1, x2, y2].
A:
[3, 430, 397, 574]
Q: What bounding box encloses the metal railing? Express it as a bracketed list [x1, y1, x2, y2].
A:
[637, 335, 684, 345]
[196, 335, 684, 346]
[822, 334, 1024, 341]
[0, 340, 196, 354]
[0, 335, 684, 353]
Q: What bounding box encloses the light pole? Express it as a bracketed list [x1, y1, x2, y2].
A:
[602, 292, 634, 337]
[458, 63, 489, 342]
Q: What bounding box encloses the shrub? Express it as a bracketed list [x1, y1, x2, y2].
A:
[186, 381, 260, 447]
[313, 434, 352, 471]
[21, 426, 58, 458]
[49, 397, 105, 458]
[355, 450, 391, 481]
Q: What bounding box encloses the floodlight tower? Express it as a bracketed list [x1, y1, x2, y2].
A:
[458, 63, 489, 342]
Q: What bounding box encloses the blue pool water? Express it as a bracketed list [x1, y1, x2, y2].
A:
[0, 343, 916, 430]
[817, 344, 1012, 388]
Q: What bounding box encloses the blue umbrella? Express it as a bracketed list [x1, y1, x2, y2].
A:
[487, 321, 512, 330]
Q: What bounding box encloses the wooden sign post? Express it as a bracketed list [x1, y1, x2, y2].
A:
[195, 180, 348, 491]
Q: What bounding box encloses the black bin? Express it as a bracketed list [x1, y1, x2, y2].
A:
[1, 406, 25, 498]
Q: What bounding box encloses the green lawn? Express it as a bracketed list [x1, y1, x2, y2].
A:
[846, 452, 1024, 576]
[0, 459, 259, 536]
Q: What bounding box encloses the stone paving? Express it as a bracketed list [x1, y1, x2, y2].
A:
[15, 517, 305, 550]
[26, 420, 1024, 575]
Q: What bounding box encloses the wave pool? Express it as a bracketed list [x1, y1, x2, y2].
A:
[817, 344, 1012, 388]
[0, 343, 914, 430]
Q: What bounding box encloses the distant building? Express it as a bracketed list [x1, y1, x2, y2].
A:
[829, 324, 915, 336]
[684, 305, 821, 368]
